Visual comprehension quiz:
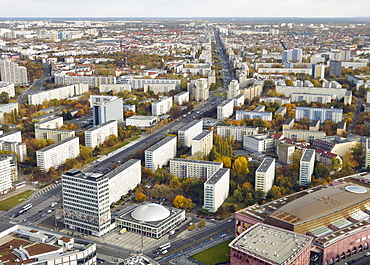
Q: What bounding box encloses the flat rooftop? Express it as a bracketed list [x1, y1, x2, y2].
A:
[178, 119, 202, 132]
[171, 158, 222, 166]
[146, 135, 176, 152]
[218, 99, 233, 107]
[301, 149, 315, 162]
[256, 158, 274, 173]
[37, 136, 78, 152]
[193, 130, 212, 141]
[205, 168, 229, 185]
[230, 223, 312, 265]
[127, 115, 157, 121]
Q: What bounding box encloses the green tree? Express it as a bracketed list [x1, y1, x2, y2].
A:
[0, 92, 9, 104]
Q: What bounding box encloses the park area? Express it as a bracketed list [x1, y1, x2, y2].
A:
[191, 239, 232, 265]
[0, 190, 34, 211]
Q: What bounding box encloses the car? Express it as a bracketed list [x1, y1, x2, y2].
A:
[161, 250, 168, 255]
[47, 209, 52, 213]
[366, 252, 370, 257]
[23, 219, 27, 222]
[228, 219, 232, 222]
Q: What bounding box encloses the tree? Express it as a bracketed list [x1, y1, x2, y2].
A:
[135, 192, 147, 202]
[232, 156, 250, 181]
[198, 219, 206, 228]
[289, 150, 303, 164]
[214, 156, 231, 168]
[0, 92, 9, 104]
[173, 195, 195, 210]
[331, 157, 342, 173]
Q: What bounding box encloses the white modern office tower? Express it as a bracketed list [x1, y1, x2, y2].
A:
[170, 158, 223, 180]
[292, 48, 303, 62]
[174, 91, 189, 105]
[35, 128, 75, 142]
[243, 134, 274, 153]
[217, 99, 234, 120]
[203, 168, 230, 213]
[34, 116, 64, 129]
[90, 95, 123, 126]
[216, 125, 258, 142]
[187, 78, 209, 101]
[299, 149, 315, 186]
[178, 119, 203, 147]
[227, 80, 240, 99]
[0, 60, 28, 85]
[85, 120, 118, 148]
[295, 107, 343, 123]
[62, 169, 111, 237]
[255, 158, 275, 193]
[0, 81, 15, 97]
[0, 156, 11, 194]
[106, 159, 141, 204]
[192, 130, 213, 157]
[145, 136, 177, 171]
[151, 96, 172, 116]
[36, 136, 80, 172]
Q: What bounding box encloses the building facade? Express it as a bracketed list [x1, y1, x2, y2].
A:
[178, 119, 203, 147]
[295, 107, 343, 123]
[0, 156, 11, 194]
[236, 110, 272, 121]
[170, 158, 222, 180]
[90, 95, 123, 126]
[174, 91, 189, 105]
[145, 136, 177, 171]
[216, 125, 258, 142]
[35, 128, 75, 142]
[151, 96, 172, 116]
[217, 99, 234, 120]
[187, 78, 209, 101]
[28, 84, 88, 105]
[85, 120, 118, 148]
[299, 149, 315, 186]
[191, 130, 213, 157]
[203, 168, 230, 213]
[255, 158, 275, 193]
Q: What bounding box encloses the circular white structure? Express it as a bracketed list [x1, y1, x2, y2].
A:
[345, 186, 367, 194]
[131, 203, 170, 222]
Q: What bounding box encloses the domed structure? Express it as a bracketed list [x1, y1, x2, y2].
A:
[131, 203, 170, 222]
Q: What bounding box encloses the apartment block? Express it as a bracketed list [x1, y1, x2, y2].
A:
[275, 106, 287, 117]
[236, 110, 272, 121]
[145, 136, 177, 171]
[170, 158, 223, 180]
[283, 129, 326, 142]
[85, 120, 118, 148]
[174, 91, 189, 105]
[178, 119, 203, 147]
[217, 99, 234, 120]
[299, 149, 315, 186]
[187, 78, 209, 101]
[36, 136, 80, 172]
[99, 83, 131, 94]
[295, 107, 343, 123]
[260, 96, 291, 105]
[277, 142, 295, 165]
[276, 86, 348, 101]
[243, 134, 274, 153]
[28, 84, 88, 105]
[255, 158, 275, 193]
[192, 130, 213, 157]
[0, 156, 12, 194]
[54, 73, 116, 88]
[129, 78, 180, 90]
[34, 116, 64, 129]
[233, 94, 244, 107]
[365, 139, 370, 170]
[216, 125, 258, 142]
[291, 93, 333, 104]
[0, 131, 21, 143]
[90, 95, 123, 126]
[0, 141, 27, 162]
[227, 80, 240, 99]
[152, 96, 172, 116]
[0, 60, 28, 85]
[204, 168, 230, 213]
[35, 128, 75, 142]
[0, 82, 15, 97]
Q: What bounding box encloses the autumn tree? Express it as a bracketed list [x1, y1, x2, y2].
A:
[135, 192, 147, 202]
[173, 195, 195, 210]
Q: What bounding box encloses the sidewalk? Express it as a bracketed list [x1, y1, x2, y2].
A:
[0, 183, 37, 202]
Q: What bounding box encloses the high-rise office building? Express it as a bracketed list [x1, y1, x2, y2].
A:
[90, 95, 123, 126]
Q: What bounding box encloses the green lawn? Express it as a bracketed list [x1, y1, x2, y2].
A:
[214, 91, 227, 97]
[192, 239, 232, 265]
[0, 190, 35, 211]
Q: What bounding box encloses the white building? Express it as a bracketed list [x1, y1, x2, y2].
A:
[145, 136, 177, 171]
[0, 81, 15, 97]
[36, 136, 80, 172]
[192, 130, 213, 157]
[243, 134, 274, 153]
[35, 128, 75, 142]
[85, 120, 118, 148]
[128, 78, 180, 90]
[217, 99, 234, 120]
[34, 116, 63, 129]
[125, 115, 157, 128]
[0, 131, 21, 143]
[291, 93, 333, 104]
[365, 139, 370, 170]
[0, 102, 18, 116]
[299, 149, 315, 186]
[276, 86, 349, 101]
[227, 80, 240, 100]
[0, 156, 11, 194]
[54, 72, 116, 88]
[282, 129, 326, 142]
[90, 95, 123, 126]
[178, 119, 203, 147]
[204, 168, 230, 213]
[28, 84, 88, 105]
[216, 125, 258, 142]
[236, 110, 272, 121]
[99, 83, 131, 94]
[170, 158, 223, 181]
[187, 78, 209, 101]
[295, 107, 343, 123]
[233, 94, 244, 107]
[0, 60, 28, 85]
[151, 97, 172, 116]
[255, 158, 275, 193]
[174, 91, 189, 105]
[144, 83, 176, 94]
[0, 141, 27, 162]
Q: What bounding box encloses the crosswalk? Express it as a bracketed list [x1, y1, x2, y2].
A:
[32, 182, 61, 199]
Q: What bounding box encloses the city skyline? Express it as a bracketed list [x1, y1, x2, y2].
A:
[0, 0, 369, 18]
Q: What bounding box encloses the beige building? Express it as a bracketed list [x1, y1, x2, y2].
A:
[170, 158, 222, 180]
[277, 142, 295, 164]
[35, 128, 75, 142]
[187, 78, 209, 101]
[191, 130, 213, 157]
[227, 80, 239, 100]
[283, 129, 326, 142]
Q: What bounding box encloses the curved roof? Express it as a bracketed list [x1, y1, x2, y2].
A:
[131, 203, 170, 222]
[268, 184, 370, 225]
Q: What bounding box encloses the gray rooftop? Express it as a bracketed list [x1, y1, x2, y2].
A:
[36, 116, 62, 125]
[178, 119, 202, 132]
[85, 120, 116, 132]
[146, 136, 176, 152]
[218, 99, 233, 107]
[301, 149, 315, 162]
[256, 158, 275, 173]
[193, 130, 212, 141]
[283, 118, 294, 125]
[275, 106, 286, 114]
[105, 159, 140, 180]
[310, 120, 320, 127]
[127, 115, 157, 121]
[205, 168, 229, 185]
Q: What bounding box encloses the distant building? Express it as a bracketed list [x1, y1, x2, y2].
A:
[227, 80, 240, 100]
[0, 60, 28, 85]
[329, 60, 342, 77]
[217, 99, 234, 120]
[125, 115, 157, 128]
[34, 116, 64, 129]
[312, 63, 326, 79]
[233, 94, 244, 107]
[54, 72, 115, 88]
[174, 91, 189, 105]
[85, 120, 118, 148]
[309, 120, 320, 131]
[243, 134, 274, 153]
[299, 149, 315, 186]
[255, 158, 275, 193]
[145, 136, 177, 171]
[35, 128, 75, 142]
[204, 168, 230, 213]
[282, 118, 294, 130]
[170, 158, 223, 180]
[187, 78, 209, 101]
[236, 110, 272, 121]
[295, 107, 343, 123]
[192, 130, 213, 157]
[283, 129, 326, 142]
[99, 83, 131, 94]
[90, 95, 123, 126]
[151, 97, 172, 116]
[178, 119, 203, 147]
[277, 142, 295, 165]
[291, 93, 333, 104]
[216, 125, 258, 142]
[28, 84, 88, 105]
[260, 96, 291, 105]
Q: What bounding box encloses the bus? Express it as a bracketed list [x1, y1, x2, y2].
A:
[23, 204, 32, 211]
[158, 243, 171, 251]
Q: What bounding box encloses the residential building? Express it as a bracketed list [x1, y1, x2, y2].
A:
[0, 153, 17, 182]
[170, 158, 222, 180]
[227, 80, 239, 99]
[275, 86, 349, 101]
[54, 72, 116, 88]
[192, 130, 213, 157]
[277, 142, 295, 164]
[365, 139, 370, 170]
[36, 136, 80, 172]
[337, 121, 347, 136]
[282, 118, 294, 130]
[239, 81, 263, 100]
[299, 149, 315, 186]
[260, 96, 291, 105]
[233, 94, 244, 107]
[0, 81, 15, 97]
[329, 60, 342, 77]
[85, 120, 118, 148]
[0, 141, 27, 162]
[0, 131, 21, 143]
[125, 115, 157, 128]
[236, 110, 272, 121]
[145, 136, 177, 171]
[128, 78, 180, 90]
[151, 96, 172, 116]
[178, 119, 203, 147]
[0, 156, 11, 194]
[90, 95, 123, 126]
[217, 99, 234, 120]
[312, 63, 326, 79]
[216, 125, 258, 142]
[28, 84, 88, 105]
[283, 129, 326, 142]
[204, 168, 230, 213]
[0, 102, 18, 121]
[255, 158, 275, 193]
[34, 116, 63, 129]
[291, 93, 333, 104]
[243, 134, 274, 153]
[295, 107, 343, 123]
[174, 91, 189, 105]
[0, 60, 28, 85]
[35, 128, 75, 142]
[99, 83, 131, 94]
[187, 78, 209, 101]
[275, 106, 287, 117]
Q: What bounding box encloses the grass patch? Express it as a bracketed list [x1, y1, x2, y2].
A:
[192, 239, 232, 265]
[100, 135, 141, 155]
[0, 190, 35, 211]
[214, 91, 227, 97]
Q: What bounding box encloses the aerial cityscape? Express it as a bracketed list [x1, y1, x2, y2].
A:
[0, 7, 369, 265]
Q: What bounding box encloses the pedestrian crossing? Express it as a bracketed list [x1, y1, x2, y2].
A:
[32, 182, 61, 199]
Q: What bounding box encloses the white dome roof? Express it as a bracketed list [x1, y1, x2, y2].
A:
[131, 203, 170, 222]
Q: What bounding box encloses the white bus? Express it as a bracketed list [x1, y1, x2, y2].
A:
[23, 204, 32, 211]
[158, 243, 171, 251]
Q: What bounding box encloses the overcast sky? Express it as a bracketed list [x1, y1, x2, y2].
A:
[0, 0, 369, 18]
